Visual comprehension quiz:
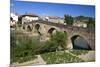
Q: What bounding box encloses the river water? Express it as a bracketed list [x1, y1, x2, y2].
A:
[73, 37, 91, 50]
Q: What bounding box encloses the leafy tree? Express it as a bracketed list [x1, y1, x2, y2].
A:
[87, 18, 95, 29]
[64, 14, 74, 25]
[37, 31, 68, 54]
[50, 31, 68, 50]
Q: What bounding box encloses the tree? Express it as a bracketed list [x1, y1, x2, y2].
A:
[87, 18, 95, 29]
[50, 31, 68, 50]
[36, 31, 68, 54]
[64, 14, 74, 25]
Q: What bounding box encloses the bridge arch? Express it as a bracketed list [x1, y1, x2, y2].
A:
[27, 25, 32, 32]
[23, 25, 25, 29]
[35, 24, 40, 31]
[48, 27, 57, 35]
[71, 35, 92, 50]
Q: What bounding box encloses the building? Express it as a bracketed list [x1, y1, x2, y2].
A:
[73, 21, 87, 28]
[10, 13, 18, 27]
[42, 16, 65, 25]
[20, 14, 39, 25]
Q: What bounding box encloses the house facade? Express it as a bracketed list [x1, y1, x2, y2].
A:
[73, 21, 87, 28]
[10, 13, 18, 27]
[42, 16, 65, 25]
[20, 14, 39, 25]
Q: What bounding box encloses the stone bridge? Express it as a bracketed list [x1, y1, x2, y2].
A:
[21, 20, 95, 50]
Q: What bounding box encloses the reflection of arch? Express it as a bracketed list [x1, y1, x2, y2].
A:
[35, 24, 40, 31]
[48, 28, 56, 35]
[27, 25, 32, 32]
[71, 35, 92, 50]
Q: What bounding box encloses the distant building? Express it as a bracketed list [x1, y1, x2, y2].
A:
[42, 16, 65, 25]
[20, 14, 39, 25]
[73, 21, 87, 28]
[10, 13, 18, 27]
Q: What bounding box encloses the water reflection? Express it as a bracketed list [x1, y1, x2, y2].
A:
[71, 36, 91, 50]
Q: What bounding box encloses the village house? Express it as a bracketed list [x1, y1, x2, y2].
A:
[20, 14, 39, 25]
[42, 16, 65, 25]
[10, 13, 18, 27]
[73, 20, 87, 28]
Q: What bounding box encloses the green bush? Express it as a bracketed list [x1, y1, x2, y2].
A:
[10, 30, 42, 63]
[50, 31, 68, 50]
[35, 31, 68, 54]
[11, 30, 68, 63]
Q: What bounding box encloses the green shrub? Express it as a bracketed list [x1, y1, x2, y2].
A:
[50, 31, 68, 50]
[35, 31, 68, 54]
[10, 30, 41, 63]
[11, 30, 68, 63]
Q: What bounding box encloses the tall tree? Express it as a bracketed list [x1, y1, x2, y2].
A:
[87, 18, 95, 29]
[64, 14, 74, 25]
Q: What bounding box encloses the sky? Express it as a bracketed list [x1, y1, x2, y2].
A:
[10, 0, 95, 18]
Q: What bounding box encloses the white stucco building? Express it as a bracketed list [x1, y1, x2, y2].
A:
[21, 14, 39, 25]
[73, 21, 87, 28]
[10, 13, 18, 27]
[42, 16, 65, 25]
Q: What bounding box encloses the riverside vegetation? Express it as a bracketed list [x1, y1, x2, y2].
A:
[11, 29, 89, 64]
[11, 30, 67, 63]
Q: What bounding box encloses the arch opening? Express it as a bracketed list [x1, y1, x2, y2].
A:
[35, 24, 40, 31]
[34, 24, 41, 35]
[71, 35, 92, 50]
[27, 25, 32, 32]
[23, 26, 25, 29]
[48, 28, 56, 35]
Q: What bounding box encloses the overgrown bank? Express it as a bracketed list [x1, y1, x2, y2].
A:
[11, 30, 68, 63]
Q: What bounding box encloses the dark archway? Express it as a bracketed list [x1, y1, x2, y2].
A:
[10, 17, 13, 21]
[48, 28, 56, 35]
[71, 35, 92, 50]
[23, 26, 25, 29]
[35, 24, 40, 31]
[27, 25, 32, 32]
[35, 24, 41, 35]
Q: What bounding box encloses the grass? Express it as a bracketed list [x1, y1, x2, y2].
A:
[11, 30, 89, 64]
[10, 30, 45, 63]
[41, 51, 84, 64]
[69, 50, 89, 55]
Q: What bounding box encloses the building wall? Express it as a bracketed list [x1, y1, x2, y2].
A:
[48, 18, 64, 24]
[10, 13, 18, 22]
[22, 16, 39, 24]
[10, 21, 16, 27]
[73, 21, 87, 28]
[10, 13, 18, 27]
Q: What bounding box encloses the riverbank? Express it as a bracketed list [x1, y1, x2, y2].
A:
[11, 50, 95, 66]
